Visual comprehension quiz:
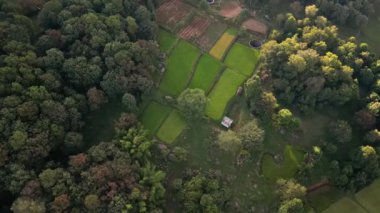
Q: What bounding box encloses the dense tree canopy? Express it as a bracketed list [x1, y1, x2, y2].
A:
[0, 0, 162, 210]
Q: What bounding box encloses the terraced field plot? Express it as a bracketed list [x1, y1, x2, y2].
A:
[177, 16, 211, 40]
[209, 28, 238, 60]
[156, 0, 194, 31]
[158, 29, 177, 52]
[189, 54, 223, 92]
[323, 197, 366, 213]
[160, 40, 200, 96]
[261, 145, 304, 181]
[196, 21, 228, 51]
[139, 102, 172, 135]
[225, 43, 260, 76]
[157, 111, 187, 143]
[205, 68, 246, 120]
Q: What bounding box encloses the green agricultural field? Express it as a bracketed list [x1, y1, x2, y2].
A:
[205, 68, 246, 120]
[139, 102, 172, 135]
[160, 40, 200, 96]
[157, 111, 187, 143]
[355, 179, 380, 213]
[261, 145, 304, 180]
[158, 29, 177, 52]
[323, 197, 367, 213]
[225, 43, 260, 76]
[189, 54, 223, 92]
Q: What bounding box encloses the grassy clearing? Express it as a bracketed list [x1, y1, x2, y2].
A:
[261, 145, 304, 181]
[355, 179, 380, 213]
[139, 102, 172, 135]
[189, 54, 223, 92]
[205, 68, 246, 120]
[158, 29, 177, 52]
[323, 197, 367, 213]
[225, 43, 260, 76]
[160, 40, 200, 96]
[157, 111, 187, 143]
[209, 28, 238, 60]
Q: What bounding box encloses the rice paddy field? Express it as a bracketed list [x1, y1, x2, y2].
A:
[159, 40, 201, 96]
[188, 54, 223, 92]
[156, 111, 187, 143]
[225, 43, 260, 76]
[205, 68, 247, 120]
[139, 102, 172, 135]
[209, 28, 238, 60]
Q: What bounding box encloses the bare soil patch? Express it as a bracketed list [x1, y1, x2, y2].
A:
[177, 16, 211, 40]
[195, 21, 228, 51]
[219, 1, 243, 18]
[156, 0, 193, 30]
[242, 18, 268, 35]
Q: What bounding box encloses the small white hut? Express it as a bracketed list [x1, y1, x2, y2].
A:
[221, 116, 233, 128]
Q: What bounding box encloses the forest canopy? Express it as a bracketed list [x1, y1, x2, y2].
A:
[0, 0, 164, 211]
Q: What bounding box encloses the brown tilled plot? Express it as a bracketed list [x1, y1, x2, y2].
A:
[242, 18, 268, 35]
[156, 0, 193, 30]
[219, 1, 243, 18]
[195, 22, 228, 51]
[177, 16, 211, 40]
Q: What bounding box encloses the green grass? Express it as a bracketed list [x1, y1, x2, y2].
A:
[225, 43, 260, 76]
[139, 102, 172, 135]
[159, 40, 200, 96]
[205, 68, 247, 120]
[156, 111, 187, 143]
[261, 145, 304, 180]
[323, 197, 367, 213]
[355, 179, 380, 213]
[188, 54, 223, 92]
[158, 29, 177, 52]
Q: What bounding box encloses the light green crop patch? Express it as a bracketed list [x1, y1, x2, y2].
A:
[205, 68, 246, 120]
[139, 102, 172, 135]
[189, 54, 223, 92]
[156, 111, 186, 143]
[160, 40, 200, 96]
[225, 42, 260, 76]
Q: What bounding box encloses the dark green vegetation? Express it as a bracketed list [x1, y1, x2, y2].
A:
[261, 145, 304, 181]
[0, 0, 165, 211]
[157, 29, 177, 52]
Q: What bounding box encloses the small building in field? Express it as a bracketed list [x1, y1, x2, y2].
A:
[221, 116, 233, 128]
